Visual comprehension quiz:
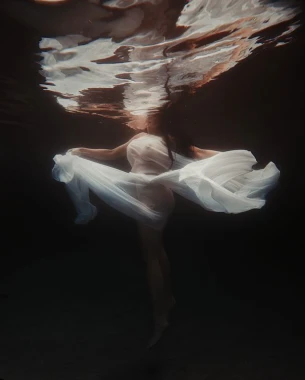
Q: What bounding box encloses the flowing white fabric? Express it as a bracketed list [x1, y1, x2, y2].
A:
[52, 133, 280, 229]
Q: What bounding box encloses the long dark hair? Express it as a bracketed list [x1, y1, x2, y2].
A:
[147, 109, 194, 168]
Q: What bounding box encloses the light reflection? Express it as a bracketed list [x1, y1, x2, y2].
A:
[33, 0, 70, 3]
[38, 0, 301, 128]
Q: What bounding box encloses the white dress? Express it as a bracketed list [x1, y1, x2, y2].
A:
[52, 133, 280, 230]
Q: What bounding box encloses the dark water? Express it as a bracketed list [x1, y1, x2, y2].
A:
[1, 1, 305, 379]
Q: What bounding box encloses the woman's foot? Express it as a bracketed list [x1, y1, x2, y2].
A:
[147, 319, 169, 349]
[168, 296, 176, 312]
[164, 296, 176, 321]
[146, 297, 176, 349]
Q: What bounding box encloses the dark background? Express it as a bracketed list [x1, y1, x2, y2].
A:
[1, 2, 305, 379]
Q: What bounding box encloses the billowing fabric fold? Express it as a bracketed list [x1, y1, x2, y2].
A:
[53, 134, 280, 229]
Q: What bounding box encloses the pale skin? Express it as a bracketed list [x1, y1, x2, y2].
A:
[70, 123, 220, 348]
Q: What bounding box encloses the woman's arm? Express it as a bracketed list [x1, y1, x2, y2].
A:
[69, 132, 146, 160]
[192, 146, 221, 160]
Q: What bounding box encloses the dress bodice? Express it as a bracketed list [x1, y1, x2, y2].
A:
[127, 134, 172, 175]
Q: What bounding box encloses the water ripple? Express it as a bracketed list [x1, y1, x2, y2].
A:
[38, 0, 301, 128]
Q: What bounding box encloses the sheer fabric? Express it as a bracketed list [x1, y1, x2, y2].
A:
[52, 133, 280, 229]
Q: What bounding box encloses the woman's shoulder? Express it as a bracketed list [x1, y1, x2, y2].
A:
[130, 132, 165, 144]
[126, 132, 147, 146]
[130, 132, 148, 141]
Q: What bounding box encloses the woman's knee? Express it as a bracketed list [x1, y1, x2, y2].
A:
[139, 239, 161, 261]
[140, 240, 162, 261]
[138, 222, 162, 242]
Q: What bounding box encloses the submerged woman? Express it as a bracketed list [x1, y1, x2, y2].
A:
[52, 112, 280, 347]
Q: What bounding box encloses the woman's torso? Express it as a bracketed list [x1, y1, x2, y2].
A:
[127, 133, 172, 175]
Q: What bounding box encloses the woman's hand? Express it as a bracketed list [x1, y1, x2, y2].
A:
[67, 148, 83, 156]
[193, 146, 220, 160]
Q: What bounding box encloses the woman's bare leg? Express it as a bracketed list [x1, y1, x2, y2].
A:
[158, 246, 175, 311]
[137, 222, 174, 347]
[138, 223, 166, 323]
